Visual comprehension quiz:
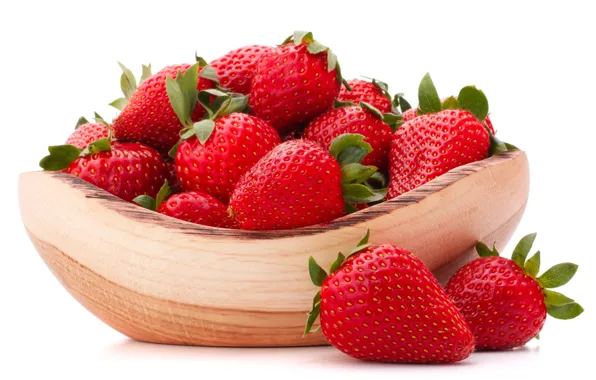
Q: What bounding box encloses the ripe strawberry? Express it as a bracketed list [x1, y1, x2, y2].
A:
[303, 101, 398, 172]
[249, 31, 346, 134]
[40, 139, 168, 202]
[134, 181, 237, 228]
[229, 134, 385, 230]
[210, 45, 273, 94]
[111, 62, 216, 150]
[445, 233, 583, 350]
[387, 73, 515, 199]
[66, 115, 109, 149]
[165, 74, 280, 200]
[401, 107, 417, 122]
[108, 62, 153, 111]
[305, 231, 475, 363]
[338, 79, 393, 113]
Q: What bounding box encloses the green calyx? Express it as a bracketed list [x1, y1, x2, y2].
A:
[304, 229, 371, 336]
[109, 62, 152, 111]
[333, 100, 402, 132]
[75, 117, 89, 129]
[166, 64, 246, 149]
[329, 133, 387, 208]
[283, 30, 347, 88]
[133, 180, 172, 211]
[417, 72, 518, 157]
[39, 138, 112, 171]
[475, 233, 584, 322]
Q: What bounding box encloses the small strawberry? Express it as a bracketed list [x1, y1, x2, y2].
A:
[111, 62, 217, 151]
[387, 73, 515, 199]
[305, 231, 475, 363]
[401, 107, 417, 122]
[134, 180, 237, 228]
[229, 134, 385, 230]
[165, 73, 281, 200]
[445, 233, 583, 350]
[249, 31, 346, 134]
[66, 114, 110, 149]
[303, 101, 399, 172]
[338, 78, 394, 113]
[210, 45, 273, 94]
[40, 139, 168, 202]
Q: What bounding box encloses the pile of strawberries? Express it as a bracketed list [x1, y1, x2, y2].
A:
[40, 31, 515, 230]
[39, 31, 583, 364]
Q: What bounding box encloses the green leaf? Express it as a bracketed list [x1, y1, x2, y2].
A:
[75, 117, 89, 129]
[39, 145, 82, 171]
[140, 64, 152, 83]
[475, 241, 499, 257]
[547, 302, 584, 320]
[360, 101, 384, 120]
[341, 163, 377, 185]
[525, 251, 541, 278]
[179, 63, 200, 116]
[543, 289, 575, 307]
[293, 31, 313, 44]
[394, 93, 411, 112]
[342, 183, 375, 202]
[511, 233, 537, 268]
[329, 252, 346, 274]
[329, 133, 372, 166]
[303, 303, 320, 336]
[81, 138, 111, 156]
[382, 113, 402, 131]
[118, 62, 137, 99]
[199, 65, 219, 84]
[166, 64, 199, 127]
[333, 99, 355, 108]
[307, 41, 327, 54]
[366, 171, 388, 189]
[418, 73, 441, 114]
[195, 54, 208, 67]
[537, 263, 579, 289]
[168, 140, 181, 158]
[94, 112, 110, 127]
[308, 256, 328, 287]
[155, 180, 172, 209]
[458, 86, 489, 121]
[133, 195, 156, 211]
[109, 97, 128, 111]
[372, 78, 390, 94]
[354, 229, 370, 249]
[441, 96, 461, 110]
[327, 49, 338, 73]
[344, 202, 359, 214]
[213, 94, 249, 118]
[193, 119, 216, 145]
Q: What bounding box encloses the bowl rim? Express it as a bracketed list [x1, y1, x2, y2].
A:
[28, 150, 524, 239]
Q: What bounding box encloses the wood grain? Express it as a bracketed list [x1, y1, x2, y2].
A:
[18, 150, 529, 346]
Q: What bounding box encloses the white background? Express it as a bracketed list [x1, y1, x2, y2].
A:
[1, 0, 594, 379]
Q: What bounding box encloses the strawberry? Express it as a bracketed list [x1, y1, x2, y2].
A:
[165, 73, 281, 200]
[401, 107, 417, 122]
[387, 73, 515, 199]
[134, 181, 237, 228]
[303, 101, 398, 172]
[111, 62, 217, 151]
[210, 45, 273, 94]
[445, 233, 583, 350]
[229, 134, 385, 230]
[66, 115, 109, 149]
[108, 62, 153, 111]
[40, 138, 168, 202]
[249, 31, 346, 134]
[338, 79, 394, 113]
[164, 159, 180, 191]
[305, 231, 475, 363]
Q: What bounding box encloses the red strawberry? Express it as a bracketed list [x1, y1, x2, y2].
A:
[210, 45, 273, 94]
[229, 134, 384, 230]
[111, 62, 216, 150]
[338, 79, 393, 113]
[165, 75, 280, 201]
[485, 114, 496, 134]
[303, 101, 397, 172]
[305, 231, 475, 363]
[40, 139, 168, 202]
[66, 116, 109, 149]
[445, 233, 583, 350]
[249, 31, 345, 134]
[401, 107, 417, 122]
[134, 181, 237, 228]
[164, 159, 180, 191]
[387, 73, 515, 199]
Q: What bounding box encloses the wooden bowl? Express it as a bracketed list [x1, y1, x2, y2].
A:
[18, 150, 529, 347]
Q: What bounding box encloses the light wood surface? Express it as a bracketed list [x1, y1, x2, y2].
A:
[18, 150, 530, 347]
